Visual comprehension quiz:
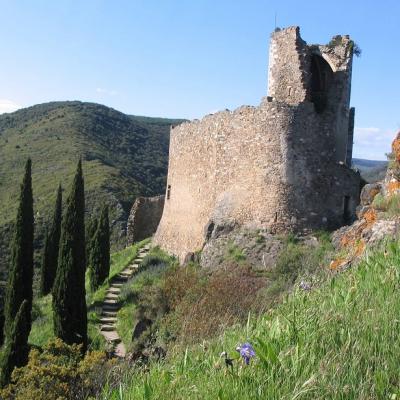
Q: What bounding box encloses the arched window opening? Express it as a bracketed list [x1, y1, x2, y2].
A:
[310, 55, 333, 113]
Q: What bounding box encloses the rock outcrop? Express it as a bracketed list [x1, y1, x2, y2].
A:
[331, 131, 400, 271]
[127, 196, 165, 245]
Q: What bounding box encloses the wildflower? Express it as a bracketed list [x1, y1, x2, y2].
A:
[235, 343, 255, 365]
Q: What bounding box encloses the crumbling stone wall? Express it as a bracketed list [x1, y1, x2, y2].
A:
[154, 26, 360, 262]
[127, 195, 165, 244]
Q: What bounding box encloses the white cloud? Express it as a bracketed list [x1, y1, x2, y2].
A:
[96, 87, 118, 96]
[0, 99, 21, 114]
[353, 126, 397, 160]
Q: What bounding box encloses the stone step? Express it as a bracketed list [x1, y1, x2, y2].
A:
[101, 311, 117, 317]
[105, 293, 119, 300]
[100, 324, 115, 332]
[102, 331, 121, 343]
[116, 275, 129, 280]
[107, 287, 121, 294]
[103, 299, 119, 306]
[102, 304, 120, 312]
[115, 342, 126, 358]
[100, 317, 117, 324]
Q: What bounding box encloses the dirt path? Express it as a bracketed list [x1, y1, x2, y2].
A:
[99, 243, 150, 358]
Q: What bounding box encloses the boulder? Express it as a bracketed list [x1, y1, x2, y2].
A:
[360, 183, 381, 206]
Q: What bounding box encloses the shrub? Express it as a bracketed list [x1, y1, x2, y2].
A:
[162, 264, 267, 344]
[0, 338, 114, 400]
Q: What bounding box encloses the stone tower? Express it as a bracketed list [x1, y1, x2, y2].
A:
[154, 26, 360, 262]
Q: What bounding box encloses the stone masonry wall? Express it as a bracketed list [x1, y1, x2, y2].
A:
[127, 195, 165, 245]
[154, 26, 359, 262]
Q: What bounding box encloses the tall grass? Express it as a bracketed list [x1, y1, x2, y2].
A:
[103, 238, 400, 399]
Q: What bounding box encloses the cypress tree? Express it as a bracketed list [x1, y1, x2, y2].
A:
[89, 206, 110, 291]
[0, 306, 4, 347]
[0, 300, 30, 387]
[40, 184, 62, 296]
[89, 230, 102, 291]
[3, 159, 34, 339]
[85, 216, 98, 267]
[52, 160, 87, 352]
[99, 206, 110, 283]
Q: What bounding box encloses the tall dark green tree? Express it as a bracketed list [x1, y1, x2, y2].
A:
[0, 305, 4, 347]
[85, 216, 98, 267]
[52, 160, 87, 352]
[98, 206, 110, 283]
[3, 159, 34, 339]
[89, 206, 110, 291]
[0, 300, 30, 387]
[40, 184, 62, 296]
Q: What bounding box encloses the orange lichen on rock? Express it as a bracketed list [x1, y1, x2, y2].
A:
[329, 257, 349, 271]
[363, 208, 377, 225]
[354, 239, 366, 257]
[392, 131, 400, 163]
[387, 180, 400, 195]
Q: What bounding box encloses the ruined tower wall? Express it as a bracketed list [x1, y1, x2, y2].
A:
[268, 26, 309, 104]
[154, 26, 360, 262]
[154, 102, 297, 260]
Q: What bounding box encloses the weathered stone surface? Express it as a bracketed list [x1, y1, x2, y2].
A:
[127, 195, 165, 244]
[154, 26, 360, 262]
[200, 227, 284, 271]
[360, 183, 381, 206]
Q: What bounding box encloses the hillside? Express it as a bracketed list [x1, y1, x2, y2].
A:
[353, 158, 388, 182]
[0, 101, 184, 281]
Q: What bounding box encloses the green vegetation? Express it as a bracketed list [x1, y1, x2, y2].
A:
[40, 184, 62, 296]
[2, 159, 34, 386]
[4, 159, 34, 339]
[0, 301, 30, 387]
[52, 160, 87, 352]
[103, 238, 400, 399]
[116, 247, 171, 349]
[29, 242, 146, 351]
[88, 205, 110, 291]
[0, 338, 114, 400]
[0, 101, 184, 278]
[372, 193, 400, 217]
[225, 242, 246, 263]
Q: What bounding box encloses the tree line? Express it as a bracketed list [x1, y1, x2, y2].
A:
[0, 159, 110, 387]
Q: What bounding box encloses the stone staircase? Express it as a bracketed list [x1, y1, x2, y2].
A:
[99, 243, 150, 358]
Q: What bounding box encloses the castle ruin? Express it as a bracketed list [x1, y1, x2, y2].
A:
[154, 26, 361, 262]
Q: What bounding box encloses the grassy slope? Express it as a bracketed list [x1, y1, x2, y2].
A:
[0, 100, 183, 282]
[103, 239, 400, 399]
[29, 241, 147, 351]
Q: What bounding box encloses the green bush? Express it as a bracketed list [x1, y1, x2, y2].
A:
[0, 338, 115, 400]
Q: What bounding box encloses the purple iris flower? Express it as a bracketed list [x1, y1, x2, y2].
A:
[236, 342, 256, 365]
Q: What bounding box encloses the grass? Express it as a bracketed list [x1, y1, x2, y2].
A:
[28, 240, 149, 351]
[372, 193, 400, 217]
[116, 247, 171, 349]
[102, 237, 400, 399]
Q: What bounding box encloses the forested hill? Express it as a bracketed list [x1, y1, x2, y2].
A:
[0, 101, 184, 280]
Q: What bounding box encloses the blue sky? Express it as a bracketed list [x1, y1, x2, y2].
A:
[0, 0, 399, 160]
